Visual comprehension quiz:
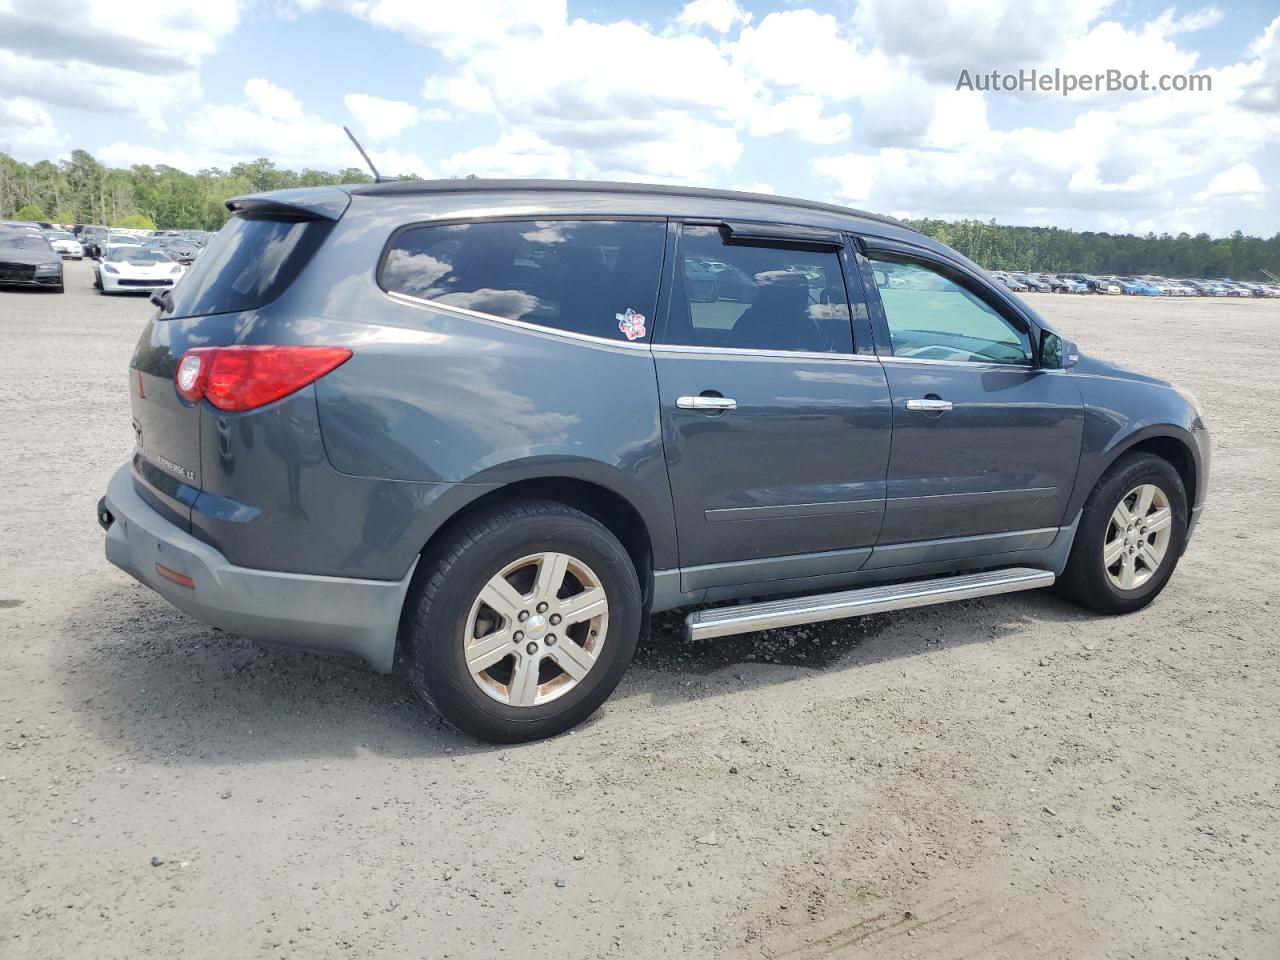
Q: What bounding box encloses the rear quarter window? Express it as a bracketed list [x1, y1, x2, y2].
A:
[161, 214, 332, 319]
[380, 219, 666, 342]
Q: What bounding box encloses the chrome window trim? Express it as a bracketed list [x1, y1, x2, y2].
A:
[877, 354, 1036, 372]
[652, 342, 878, 362]
[384, 289, 652, 352]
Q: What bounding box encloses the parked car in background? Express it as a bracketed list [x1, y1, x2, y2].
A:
[76, 225, 109, 258]
[43, 230, 84, 260]
[0, 230, 64, 292]
[105, 232, 142, 251]
[98, 179, 1209, 743]
[1118, 277, 1161, 296]
[992, 271, 1029, 292]
[93, 246, 185, 295]
[1013, 273, 1052, 292]
[159, 238, 200, 265]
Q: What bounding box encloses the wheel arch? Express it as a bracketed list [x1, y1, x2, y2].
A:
[408, 464, 670, 616]
[1084, 425, 1201, 515]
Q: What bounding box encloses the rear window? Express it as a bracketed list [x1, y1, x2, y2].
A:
[161, 214, 332, 320]
[380, 219, 666, 341]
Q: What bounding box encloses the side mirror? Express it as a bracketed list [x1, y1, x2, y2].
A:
[1040, 331, 1078, 369]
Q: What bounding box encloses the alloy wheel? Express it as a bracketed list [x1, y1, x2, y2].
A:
[463, 552, 609, 707]
[1103, 483, 1173, 590]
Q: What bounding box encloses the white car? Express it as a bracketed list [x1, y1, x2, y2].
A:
[44, 230, 84, 260]
[95, 247, 184, 295]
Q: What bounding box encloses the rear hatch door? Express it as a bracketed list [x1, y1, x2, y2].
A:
[128, 189, 346, 530]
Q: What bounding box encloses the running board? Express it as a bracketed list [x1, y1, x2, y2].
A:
[684, 567, 1055, 641]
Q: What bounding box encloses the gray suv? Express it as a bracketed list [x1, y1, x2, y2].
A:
[99, 180, 1209, 742]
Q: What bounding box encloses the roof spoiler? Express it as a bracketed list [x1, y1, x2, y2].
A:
[225, 187, 350, 221]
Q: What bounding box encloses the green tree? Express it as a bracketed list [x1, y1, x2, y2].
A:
[113, 212, 157, 229]
[13, 202, 47, 221]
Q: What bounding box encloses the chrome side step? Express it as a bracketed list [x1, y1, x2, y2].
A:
[684, 567, 1055, 641]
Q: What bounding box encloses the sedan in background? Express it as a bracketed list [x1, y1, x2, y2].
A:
[0, 231, 64, 292]
[94, 247, 185, 295]
[159, 238, 199, 265]
[1118, 277, 1161, 296]
[44, 230, 85, 260]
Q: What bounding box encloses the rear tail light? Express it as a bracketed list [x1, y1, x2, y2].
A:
[174, 345, 352, 411]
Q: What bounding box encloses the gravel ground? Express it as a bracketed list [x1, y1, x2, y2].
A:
[1, 261, 1277, 959]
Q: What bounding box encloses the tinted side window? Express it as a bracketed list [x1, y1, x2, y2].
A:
[869, 257, 1032, 365]
[381, 219, 665, 342]
[163, 214, 332, 320]
[663, 225, 852, 354]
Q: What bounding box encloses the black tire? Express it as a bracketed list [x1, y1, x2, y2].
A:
[1056, 451, 1188, 615]
[50, 284, 64, 294]
[402, 499, 642, 743]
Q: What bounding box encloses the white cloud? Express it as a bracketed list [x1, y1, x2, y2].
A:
[748, 95, 852, 144]
[1153, 6, 1224, 35]
[675, 0, 751, 34]
[853, 0, 1113, 82]
[1196, 162, 1266, 203]
[422, 73, 497, 114]
[440, 129, 574, 179]
[0, 49, 202, 130]
[100, 79, 430, 178]
[344, 93, 420, 140]
[244, 78, 303, 120]
[732, 10, 884, 100]
[0, 0, 1264, 238]
[0, 0, 239, 130]
[0, 96, 66, 158]
[291, 0, 563, 57]
[422, 17, 750, 181]
[1239, 14, 1280, 113]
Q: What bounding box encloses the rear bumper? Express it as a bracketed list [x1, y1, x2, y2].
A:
[100, 464, 415, 672]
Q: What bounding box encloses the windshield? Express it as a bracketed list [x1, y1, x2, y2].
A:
[46, 231, 74, 241]
[107, 248, 171, 263]
[1, 234, 53, 251]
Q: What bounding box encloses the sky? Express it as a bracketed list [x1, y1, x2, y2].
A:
[0, 0, 1277, 237]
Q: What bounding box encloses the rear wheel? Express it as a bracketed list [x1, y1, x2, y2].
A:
[1056, 452, 1188, 614]
[403, 500, 642, 743]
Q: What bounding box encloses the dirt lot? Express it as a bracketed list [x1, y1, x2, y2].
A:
[1, 261, 1277, 959]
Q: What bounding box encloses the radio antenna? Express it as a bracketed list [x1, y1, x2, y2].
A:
[343, 125, 384, 182]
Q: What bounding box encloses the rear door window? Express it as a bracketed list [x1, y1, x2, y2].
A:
[161, 214, 333, 319]
[662, 225, 853, 354]
[380, 219, 666, 342]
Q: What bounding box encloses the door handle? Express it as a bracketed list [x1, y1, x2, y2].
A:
[905, 398, 953, 413]
[677, 395, 737, 411]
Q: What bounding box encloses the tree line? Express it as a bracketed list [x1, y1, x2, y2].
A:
[904, 217, 1279, 282]
[2, 149, 1275, 279]
[0, 149, 379, 233]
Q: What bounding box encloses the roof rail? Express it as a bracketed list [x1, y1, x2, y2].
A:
[347, 178, 905, 229]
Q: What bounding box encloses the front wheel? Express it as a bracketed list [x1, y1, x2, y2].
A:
[402, 500, 642, 743]
[1056, 452, 1188, 614]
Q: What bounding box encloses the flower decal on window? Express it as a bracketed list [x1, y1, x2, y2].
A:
[616, 307, 646, 341]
